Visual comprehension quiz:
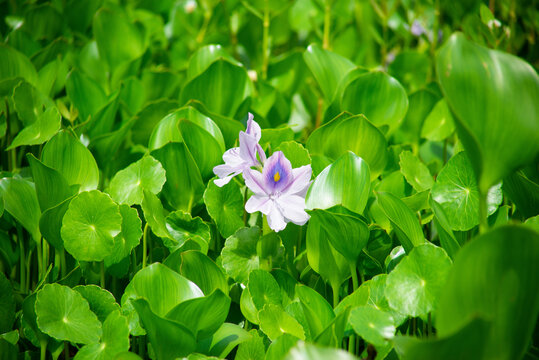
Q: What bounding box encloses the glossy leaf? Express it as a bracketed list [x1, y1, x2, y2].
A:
[421, 99, 455, 141]
[104, 204, 142, 267]
[65, 70, 107, 124]
[108, 156, 166, 206]
[204, 179, 245, 239]
[74, 285, 120, 323]
[341, 71, 408, 132]
[61, 190, 122, 262]
[221, 227, 260, 284]
[0, 177, 41, 241]
[164, 210, 210, 253]
[349, 306, 395, 347]
[284, 342, 358, 360]
[248, 270, 282, 310]
[296, 284, 334, 339]
[307, 114, 388, 179]
[35, 283, 102, 344]
[306, 152, 370, 215]
[436, 225, 539, 360]
[258, 304, 305, 341]
[436, 33, 539, 191]
[399, 150, 434, 192]
[431, 151, 502, 231]
[27, 154, 73, 212]
[0, 44, 37, 86]
[375, 192, 425, 253]
[187, 44, 238, 80]
[41, 130, 99, 192]
[385, 244, 452, 317]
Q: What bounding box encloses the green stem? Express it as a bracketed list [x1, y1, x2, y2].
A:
[37, 238, 43, 282]
[262, 215, 271, 236]
[60, 249, 67, 279]
[348, 335, 356, 354]
[196, 11, 212, 44]
[243, 186, 248, 226]
[261, 5, 270, 80]
[479, 188, 488, 234]
[40, 339, 47, 360]
[64, 341, 69, 360]
[17, 225, 26, 293]
[427, 312, 432, 337]
[42, 239, 49, 281]
[100, 261, 105, 288]
[142, 223, 149, 268]
[323, 0, 332, 49]
[349, 262, 359, 291]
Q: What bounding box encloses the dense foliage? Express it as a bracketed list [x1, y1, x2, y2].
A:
[0, 0, 538, 359]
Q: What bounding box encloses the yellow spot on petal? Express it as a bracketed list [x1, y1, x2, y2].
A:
[274, 171, 280, 182]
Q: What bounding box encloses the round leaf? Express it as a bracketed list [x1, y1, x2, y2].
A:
[349, 306, 395, 346]
[105, 204, 142, 267]
[61, 190, 122, 262]
[165, 210, 210, 253]
[431, 151, 502, 231]
[108, 156, 166, 206]
[398, 150, 434, 192]
[35, 283, 102, 344]
[258, 304, 305, 341]
[385, 244, 452, 317]
[221, 227, 261, 284]
[74, 285, 120, 323]
[204, 179, 244, 239]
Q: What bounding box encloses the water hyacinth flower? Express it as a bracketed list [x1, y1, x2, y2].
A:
[244, 151, 312, 232]
[213, 113, 266, 186]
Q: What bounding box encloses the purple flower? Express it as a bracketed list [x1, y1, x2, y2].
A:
[213, 113, 266, 187]
[411, 20, 425, 37]
[244, 151, 312, 232]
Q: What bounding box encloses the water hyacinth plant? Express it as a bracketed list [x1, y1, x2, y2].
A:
[0, 1, 538, 360]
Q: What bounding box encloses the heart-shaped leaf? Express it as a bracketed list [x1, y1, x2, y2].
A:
[164, 210, 210, 253]
[104, 204, 142, 267]
[436, 33, 539, 192]
[0, 177, 41, 241]
[258, 304, 305, 341]
[74, 285, 120, 323]
[399, 150, 434, 192]
[349, 306, 395, 347]
[204, 179, 245, 239]
[221, 227, 261, 284]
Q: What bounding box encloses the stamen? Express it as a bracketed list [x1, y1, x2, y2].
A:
[273, 171, 280, 182]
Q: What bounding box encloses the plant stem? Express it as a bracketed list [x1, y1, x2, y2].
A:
[261, 5, 270, 80]
[37, 238, 43, 282]
[196, 11, 212, 44]
[262, 215, 271, 236]
[17, 225, 26, 293]
[142, 223, 149, 268]
[479, 188, 488, 234]
[427, 312, 432, 337]
[323, 0, 332, 49]
[40, 339, 47, 360]
[60, 249, 67, 279]
[100, 261, 105, 288]
[43, 239, 49, 281]
[64, 341, 69, 360]
[348, 335, 356, 354]
[349, 262, 359, 291]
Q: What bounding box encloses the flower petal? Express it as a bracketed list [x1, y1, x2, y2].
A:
[214, 174, 237, 187]
[245, 194, 273, 215]
[239, 132, 260, 166]
[276, 194, 310, 226]
[267, 205, 287, 232]
[246, 113, 262, 141]
[244, 169, 269, 196]
[263, 151, 293, 193]
[283, 165, 312, 196]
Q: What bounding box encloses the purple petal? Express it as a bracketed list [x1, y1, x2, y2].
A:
[256, 144, 266, 164]
[262, 151, 293, 193]
[282, 165, 312, 196]
[239, 132, 260, 166]
[267, 205, 287, 232]
[244, 169, 269, 196]
[213, 148, 245, 186]
[245, 194, 273, 215]
[245, 113, 262, 141]
[276, 194, 310, 226]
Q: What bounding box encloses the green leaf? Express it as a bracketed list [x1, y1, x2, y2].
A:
[121, 263, 203, 335]
[202, 323, 250, 358]
[375, 192, 425, 253]
[108, 156, 166, 206]
[61, 190, 122, 262]
[164, 210, 210, 253]
[221, 227, 261, 284]
[164, 250, 229, 296]
[180, 59, 252, 117]
[341, 71, 408, 132]
[65, 70, 107, 124]
[258, 304, 305, 341]
[0, 44, 38, 86]
[307, 114, 388, 179]
[296, 284, 334, 339]
[187, 44, 239, 80]
[266, 334, 300, 360]
[0, 177, 41, 241]
[132, 298, 196, 359]
[73, 285, 120, 323]
[385, 244, 452, 317]
[166, 289, 230, 339]
[306, 152, 370, 214]
[284, 342, 358, 360]
[436, 225, 539, 360]
[27, 154, 73, 213]
[235, 329, 266, 360]
[204, 179, 245, 239]
[502, 170, 539, 218]
[308, 208, 369, 265]
[420, 99, 455, 141]
[40, 195, 74, 250]
[93, 5, 146, 71]
[303, 44, 355, 101]
[11, 81, 48, 126]
[436, 33, 539, 191]
[431, 151, 502, 231]
[349, 306, 395, 347]
[276, 141, 311, 168]
[0, 272, 15, 334]
[394, 318, 490, 360]
[388, 51, 431, 93]
[41, 130, 99, 192]
[151, 142, 204, 212]
[131, 99, 179, 146]
[141, 190, 170, 239]
[36, 283, 102, 344]
[74, 310, 130, 360]
[248, 269, 282, 311]
[104, 204, 142, 267]
[365, 275, 407, 327]
[429, 199, 461, 260]
[393, 88, 440, 144]
[399, 150, 434, 192]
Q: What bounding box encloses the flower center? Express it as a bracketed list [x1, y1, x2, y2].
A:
[273, 171, 280, 182]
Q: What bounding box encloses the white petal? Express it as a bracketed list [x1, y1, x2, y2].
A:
[245, 195, 272, 215]
[246, 113, 262, 141]
[276, 194, 310, 226]
[283, 165, 312, 195]
[243, 169, 269, 196]
[267, 205, 287, 232]
[214, 175, 235, 187]
[239, 132, 259, 166]
[213, 163, 241, 179]
[222, 147, 243, 165]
